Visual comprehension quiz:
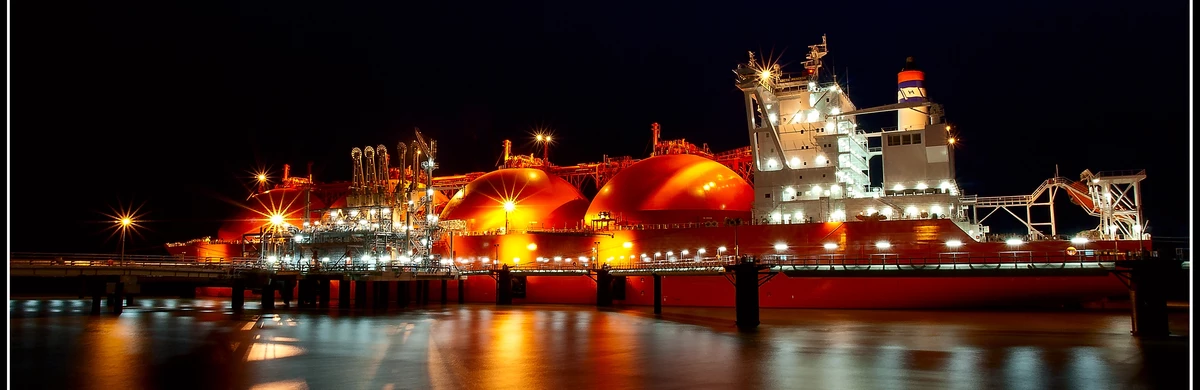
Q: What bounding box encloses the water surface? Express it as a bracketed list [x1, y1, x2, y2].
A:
[9, 299, 1191, 389]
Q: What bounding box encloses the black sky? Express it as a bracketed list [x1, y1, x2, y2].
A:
[10, 0, 1192, 253]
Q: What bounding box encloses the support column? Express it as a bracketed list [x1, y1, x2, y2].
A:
[281, 280, 295, 308]
[91, 292, 102, 315]
[106, 283, 117, 310]
[653, 274, 662, 315]
[414, 280, 424, 305]
[232, 279, 245, 312]
[339, 280, 352, 308]
[458, 279, 466, 304]
[496, 268, 513, 305]
[306, 280, 318, 307]
[324, 279, 333, 307]
[398, 281, 410, 308]
[1129, 261, 1178, 337]
[111, 282, 125, 315]
[90, 279, 102, 315]
[261, 282, 276, 313]
[122, 276, 138, 308]
[422, 280, 431, 305]
[595, 269, 613, 307]
[734, 259, 760, 331]
[441, 280, 448, 304]
[297, 280, 313, 308]
[316, 279, 329, 308]
[355, 280, 368, 308]
[375, 281, 391, 309]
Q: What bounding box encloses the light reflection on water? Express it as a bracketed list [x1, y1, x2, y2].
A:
[8, 299, 1191, 390]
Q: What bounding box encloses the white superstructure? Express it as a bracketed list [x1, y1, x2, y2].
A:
[735, 37, 966, 228]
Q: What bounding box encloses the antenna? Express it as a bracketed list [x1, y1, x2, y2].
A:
[831, 51, 836, 84]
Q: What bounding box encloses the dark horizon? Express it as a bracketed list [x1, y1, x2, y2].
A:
[10, 0, 1191, 254]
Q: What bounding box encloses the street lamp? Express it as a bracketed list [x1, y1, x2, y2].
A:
[593, 241, 600, 268]
[535, 133, 553, 163]
[725, 217, 743, 260]
[119, 217, 132, 264]
[503, 200, 515, 234]
[255, 172, 269, 193]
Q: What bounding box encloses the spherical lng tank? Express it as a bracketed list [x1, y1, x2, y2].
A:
[585, 154, 753, 225]
[440, 168, 589, 232]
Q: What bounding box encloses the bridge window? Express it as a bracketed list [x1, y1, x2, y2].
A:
[888, 135, 901, 146]
[913, 133, 922, 144]
[901, 134, 912, 145]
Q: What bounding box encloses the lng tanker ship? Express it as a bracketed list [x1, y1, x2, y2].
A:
[167, 36, 1149, 308]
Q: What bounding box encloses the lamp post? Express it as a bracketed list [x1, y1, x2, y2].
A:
[725, 217, 743, 260]
[535, 134, 552, 163]
[593, 241, 600, 269]
[119, 217, 132, 264]
[503, 201, 515, 234]
[268, 213, 284, 266]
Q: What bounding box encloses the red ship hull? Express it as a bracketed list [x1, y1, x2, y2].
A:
[193, 273, 1127, 310]
[183, 214, 1143, 309]
[455, 273, 1127, 309]
[446, 218, 1141, 308]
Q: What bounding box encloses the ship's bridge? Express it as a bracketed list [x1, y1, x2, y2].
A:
[735, 37, 961, 226]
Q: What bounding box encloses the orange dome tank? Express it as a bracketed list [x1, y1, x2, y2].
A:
[440, 168, 588, 232]
[585, 154, 752, 225]
[218, 189, 326, 240]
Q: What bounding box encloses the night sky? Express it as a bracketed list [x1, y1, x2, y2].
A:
[11, 0, 1191, 254]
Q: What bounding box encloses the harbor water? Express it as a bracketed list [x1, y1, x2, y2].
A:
[9, 299, 1191, 389]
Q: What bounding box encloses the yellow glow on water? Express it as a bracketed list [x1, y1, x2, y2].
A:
[487, 310, 546, 389]
[246, 342, 305, 361]
[82, 319, 142, 389]
[249, 379, 309, 390]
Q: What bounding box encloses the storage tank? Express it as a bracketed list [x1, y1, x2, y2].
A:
[585, 154, 753, 225]
[440, 168, 589, 232]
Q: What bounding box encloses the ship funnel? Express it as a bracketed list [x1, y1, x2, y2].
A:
[897, 56, 929, 130]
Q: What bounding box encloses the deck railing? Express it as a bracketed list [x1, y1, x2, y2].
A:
[10, 250, 1137, 275]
